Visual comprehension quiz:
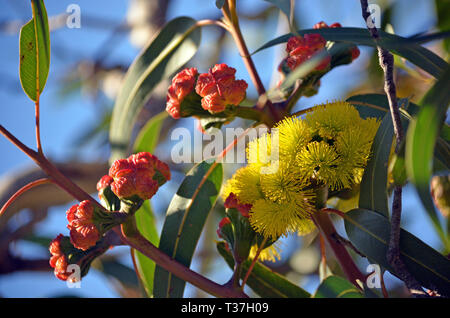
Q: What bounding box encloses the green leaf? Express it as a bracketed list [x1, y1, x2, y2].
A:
[19, 0, 50, 101]
[109, 17, 201, 162]
[253, 27, 448, 78]
[313, 276, 363, 298]
[133, 111, 168, 153]
[216, 241, 310, 298]
[358, 113, 393, 217]
[131, 112, 167, 297]
[344, 208, 450, 296]
[347, 93, 449, 172]
[132, 201, 159, 297]
[153, 161, 223, 298]
[405, 67, 450, 250]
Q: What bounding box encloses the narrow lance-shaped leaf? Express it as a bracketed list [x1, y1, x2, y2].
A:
[19, 0, 50, 101]
[153, 161, 223, 298]
[358, 113, 393, 217]
[216, 241, 310, 298]
[109, 17, 201, 162]
[131, 112, 167, 296]
[313, 275, 363, 298]
[405, 67, 450, 249]
[344, 208, 450, 296]
[253, 27, 448, 79]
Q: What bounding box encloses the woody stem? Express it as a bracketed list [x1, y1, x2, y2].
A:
[120, 218, 248, 298]
[222, 0, 281, 122]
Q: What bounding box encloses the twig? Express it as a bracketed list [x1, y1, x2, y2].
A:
[241, 236, 268, 290]
[312, 211, 365, 288]
[0, 178, 52, 217]
[359, 0, 424, 295]
[222, 0, 280, 122]
[119, 221, 248, 298]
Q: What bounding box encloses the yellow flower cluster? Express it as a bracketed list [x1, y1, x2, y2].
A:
[223, 101, 380, 240]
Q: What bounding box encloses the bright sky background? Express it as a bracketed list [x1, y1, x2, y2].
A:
[0, 0, 444, 297]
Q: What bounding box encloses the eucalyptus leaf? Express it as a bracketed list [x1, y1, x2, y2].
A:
[254, 27, 448, 78]
[344, 208, 450, 296]
[19, 0, 50, 101]
[109, 17, 201, 162]
[216, 241, 310, 298]
[153, 161, 223, 298]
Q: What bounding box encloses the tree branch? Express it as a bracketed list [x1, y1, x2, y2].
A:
[359, 0, 424, 295]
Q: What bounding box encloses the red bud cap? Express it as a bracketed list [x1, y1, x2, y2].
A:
[224, 192, 252, 218]
[109, 152, 171, 202]
[67, 201, 101, 251]
[166, 68, 198, 119]
[195, 64, 248, 114]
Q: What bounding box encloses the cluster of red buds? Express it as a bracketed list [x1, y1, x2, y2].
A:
[49, 152, 171, 281]
[217, 192, 259, 263]
[108, 152, 171, 203]
[313, 21, 360, 61]
[66, 200, 101, 251]
[49, 233, 108, 281]
[283, 33, 330, 72]
[165, 63, 248, 119]
[49, 234, 73, 281]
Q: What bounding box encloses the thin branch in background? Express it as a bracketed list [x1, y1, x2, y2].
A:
[359, 0, 424, 295]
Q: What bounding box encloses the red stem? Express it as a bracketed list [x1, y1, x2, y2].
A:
[0, 125, 104, 211]
[0, 178, 52, 217]
[312, 211, 365, 288]
[119, 224, 248, 298]
[222, 1, 280, 122]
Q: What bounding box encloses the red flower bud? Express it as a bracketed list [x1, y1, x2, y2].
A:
[329, 22, 342, 28]
[195, 64, 248, 113]
[97, 175, 113, 192]
[67, 200, 101, 251]
[165, 68, 198, 119]
[97, 175, 113, 201]
[313, 21, 328, 29]
[49, 234, 71, 281]
[109, 152, 171, 201]
[217, 217, 232, 238]
[350, 46, 360, 60]
[284, 34, 330, 72]
[224, 192, 253, 218]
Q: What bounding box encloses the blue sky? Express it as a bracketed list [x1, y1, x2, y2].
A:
[0, 0, 443, 297]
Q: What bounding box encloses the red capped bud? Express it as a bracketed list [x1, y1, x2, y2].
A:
[195, 64, 248, 114]
[49, 234, 72, 281]
[283, 34, 330, 72]
[49, 233, 111, 282]
[109, 152, 170, 202]
[224, 192, 252, 218]
[350, 46, 360, 60]
[97, 175, 113, 193]
[67, 201, 101, 251]
[217, 217, 232, 239]
[313, 21, 328, 29]
[329, 22, 342, 28]
[165, 68, 198, 119]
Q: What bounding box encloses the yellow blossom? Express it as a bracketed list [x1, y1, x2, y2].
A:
[249, 199, 315, 240]
[222, 165, 263, 205]
[305, 100, 361, 140]
[250, 243, 281, 263]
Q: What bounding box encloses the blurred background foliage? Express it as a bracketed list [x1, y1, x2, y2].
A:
[0, 0, 448, 297]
